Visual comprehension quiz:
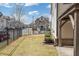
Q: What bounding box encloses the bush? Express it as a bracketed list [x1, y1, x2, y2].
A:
[44, 31, 54, 44]
[45, 33, 50, 37]
[47, 28, 51, 31]
[44, 31, 50, 36]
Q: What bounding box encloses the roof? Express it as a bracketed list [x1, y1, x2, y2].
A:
[35, 16, 49, 25]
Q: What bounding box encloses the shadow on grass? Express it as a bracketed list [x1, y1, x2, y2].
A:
[8, 37, 25, 56]
[0, 37, 25, 56]
[43, 41, 54, 45]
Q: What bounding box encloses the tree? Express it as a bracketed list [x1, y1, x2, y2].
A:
[15, 3, 24, 21]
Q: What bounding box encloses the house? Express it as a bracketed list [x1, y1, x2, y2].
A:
[0, 12, 24, 45]
[0, 12, 11, 43]
[51, 3, 79, 56]
[8, 20, 24, 39]
[30, 16, 50, 34]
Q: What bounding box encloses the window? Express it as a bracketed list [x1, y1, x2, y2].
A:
[40, 26, 45, 31]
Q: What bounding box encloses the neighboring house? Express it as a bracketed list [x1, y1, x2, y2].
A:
[30, 16, 50, 34]
[0, 12, 11, 42]
[51, 3, 79, 55]
[8, 20, 24, 39]
[0, 15, 10, 31]
[0, 12, 25, 43]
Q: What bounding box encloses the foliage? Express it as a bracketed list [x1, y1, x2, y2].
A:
[44, 31, 54, 44]
[47, 28, 51, 31]
[45, 31, 51, 37]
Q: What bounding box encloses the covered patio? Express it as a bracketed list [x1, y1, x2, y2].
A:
[57, 4, 79, 56]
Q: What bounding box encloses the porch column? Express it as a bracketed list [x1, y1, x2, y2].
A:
[74, 10, 79, 56]
[58, 20, 62, 46]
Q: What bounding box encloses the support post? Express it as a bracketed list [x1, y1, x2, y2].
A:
[58, 20, 62, 46]
[13, 29, 15, 40]
[74, 10, 79, 56]
[6, 28, 9, 45]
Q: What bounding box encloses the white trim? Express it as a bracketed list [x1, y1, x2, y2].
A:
[69, 15, 74, 29]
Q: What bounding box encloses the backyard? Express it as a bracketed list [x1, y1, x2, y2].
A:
[0, 34, 58, 56]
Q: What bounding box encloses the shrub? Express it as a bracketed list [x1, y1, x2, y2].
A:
[47, 28, 51, 31]
[44, 31, 54, 44]
[45, 33, 50, 37]
[45, 31, 50, 36]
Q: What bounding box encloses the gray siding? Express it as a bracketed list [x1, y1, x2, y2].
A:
[58, 3, 74, 18]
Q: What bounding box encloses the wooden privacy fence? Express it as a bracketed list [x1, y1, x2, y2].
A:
[0, 28, 23, 49]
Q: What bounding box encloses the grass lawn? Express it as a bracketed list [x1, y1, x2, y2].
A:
[0, 37, 25, 56]
[0, 34, 58, 56]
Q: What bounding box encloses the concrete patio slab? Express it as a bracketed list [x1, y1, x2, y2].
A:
[56, 46, 74, 56]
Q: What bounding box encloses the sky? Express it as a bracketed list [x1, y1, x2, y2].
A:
[0, 3, 51, 24]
